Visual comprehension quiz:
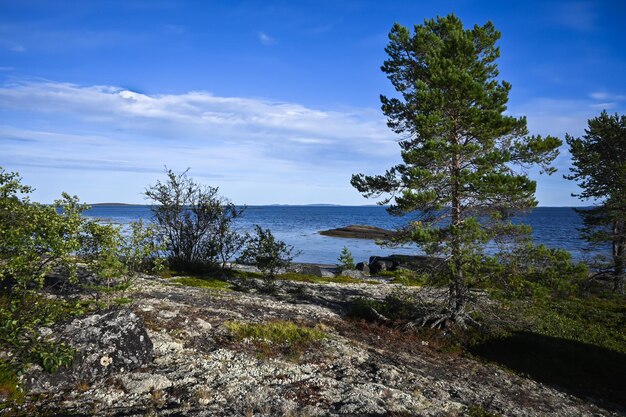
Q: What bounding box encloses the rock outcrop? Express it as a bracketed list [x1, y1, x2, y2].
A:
[12, 277, 622, 417]
[25, 308, 153, 394]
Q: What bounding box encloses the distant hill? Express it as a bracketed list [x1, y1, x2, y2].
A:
[90, 203, 141, 206]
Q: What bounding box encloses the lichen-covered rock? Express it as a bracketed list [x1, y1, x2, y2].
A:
[339, 269, 366, 279]
[14, 276, 622, 417]
[24, 308, 153, 393]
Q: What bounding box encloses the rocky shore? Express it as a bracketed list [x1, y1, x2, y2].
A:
[9, 270, 621, 417]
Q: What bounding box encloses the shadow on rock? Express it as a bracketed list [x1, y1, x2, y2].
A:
[469, 331, 626, 413]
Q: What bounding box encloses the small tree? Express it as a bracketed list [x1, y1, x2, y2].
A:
[338, 247, 355, 271]
[566, 111, 626, 293]
[351, 15, 561, 324]
[238, 226, 295, 280]
[145, 168, 245, 271]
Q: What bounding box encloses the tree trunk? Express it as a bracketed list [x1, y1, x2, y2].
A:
[449, 133, 465, 317]
[612, 219, 625, 294]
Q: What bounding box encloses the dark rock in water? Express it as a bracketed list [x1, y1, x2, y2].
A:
[355, 262, 370, 274]
[369, 255, 444, 275]
[319, 224, 398, 240]
[25, 308, 153, 393]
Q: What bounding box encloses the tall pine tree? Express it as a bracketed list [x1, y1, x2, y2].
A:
[351, 15, 561, 324]
[566, 111, 626, 293]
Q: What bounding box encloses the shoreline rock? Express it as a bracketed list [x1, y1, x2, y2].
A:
[319, 224, 398, 240]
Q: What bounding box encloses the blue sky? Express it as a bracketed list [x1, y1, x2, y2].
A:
[0, 0, 624, 205]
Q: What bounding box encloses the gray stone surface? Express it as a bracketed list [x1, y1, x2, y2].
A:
[14, 276, 622, 417]
[24, 308, 153, 394]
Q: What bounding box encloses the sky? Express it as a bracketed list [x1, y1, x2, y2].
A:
[0, 0, 625, 206]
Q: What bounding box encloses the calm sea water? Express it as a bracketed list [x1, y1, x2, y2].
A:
[83, 205, 592, 264]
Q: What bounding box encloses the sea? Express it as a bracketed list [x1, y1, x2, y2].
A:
[83, 205, 597, 264]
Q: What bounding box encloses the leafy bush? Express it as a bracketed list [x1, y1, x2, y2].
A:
[145, 168, 245, 271]
[0, 292, 92, 375]
[119, 220, 166, 278]
[337, 247, 355, 271]
[238, 225, 296, 279]
[0, 168, 122, 291]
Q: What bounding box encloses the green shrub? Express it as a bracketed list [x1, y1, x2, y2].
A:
[145, 168, 245, 271]
[0, 292, 91, 376]
[491, 243, 588, 298]
[119, 219, 167, 278]
[238, 226, 296, 279]
[0, 167, 131, 292]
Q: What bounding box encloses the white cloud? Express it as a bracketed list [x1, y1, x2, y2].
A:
[258, 32, 276, 46]
[590, 91, 625, 102]
[0, 80, 398, 204]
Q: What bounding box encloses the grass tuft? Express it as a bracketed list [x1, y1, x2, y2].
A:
[226, 320, 327, 345]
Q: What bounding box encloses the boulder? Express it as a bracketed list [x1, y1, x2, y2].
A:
[288, 263, 337, 277]
[369, 257, 397, 275]
[368, 255, 444, 275]
[25, 308, 153, 393]
[355, 262, 370, 274]
[339, 270, 365, 279]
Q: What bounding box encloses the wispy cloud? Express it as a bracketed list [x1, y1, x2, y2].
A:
[258, 32, 276, 46]
[0, 80, 397, 204]
[162, 24, 185, 35]
[0, 40, 26, 52]
[552, 1, 597, 32]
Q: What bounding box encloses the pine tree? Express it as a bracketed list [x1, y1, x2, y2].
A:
[566, 111, 626, 293]
[338, 246, 355, 271]
[351, 15, 561, 324]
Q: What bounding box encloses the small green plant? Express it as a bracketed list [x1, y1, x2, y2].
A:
[238, 226, 297, 279]
[467, 405, 501, 417]
[0, 360, 23, 406]
[337, 247, 355, 272]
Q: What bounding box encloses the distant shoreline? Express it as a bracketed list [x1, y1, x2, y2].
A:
[87, 203, 591, 209]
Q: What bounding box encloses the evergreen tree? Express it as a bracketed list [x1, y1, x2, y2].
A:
[351, 15, 561, 324]
[566, 111, 626, 293]
[338, 246, 355, 271]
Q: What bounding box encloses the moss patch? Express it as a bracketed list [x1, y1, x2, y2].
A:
[470, 294, 626, 411]
[378, 269, 428, 286]
[277, 272, 378, 285]
[171, 276, 231, 290]
[225, 320, 327, 360]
